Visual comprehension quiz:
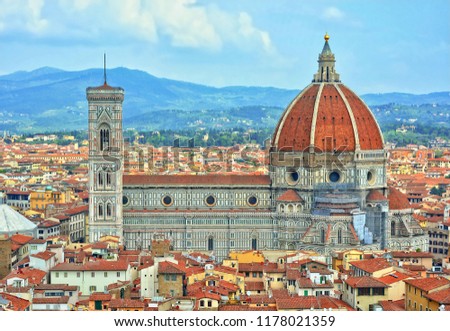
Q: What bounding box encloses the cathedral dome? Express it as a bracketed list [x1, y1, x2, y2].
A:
[272, 35, 383, 153]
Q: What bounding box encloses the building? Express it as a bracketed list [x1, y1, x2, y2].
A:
[0, 234, 12, 279]
[49, 260, 131, 295]
[30, 186, 70, 211]
[87, 34, 428, 261]
[404, 277, 450, 311]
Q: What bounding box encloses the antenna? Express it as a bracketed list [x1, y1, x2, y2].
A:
[103, 53, 107, 85]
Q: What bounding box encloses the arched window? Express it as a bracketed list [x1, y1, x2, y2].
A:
[391, 222, 396, 236]
[106, 172, 111, 187]
[207, 237, 214, 251]
[98, 204, 103, 217]
[320, 228, 325, 243]
[251, 238, 257, 250]
[106, 203, 112, 217]
[100, 128, 110, 151]
[98, 172, 103, 186]
[338, 228, 343, 244]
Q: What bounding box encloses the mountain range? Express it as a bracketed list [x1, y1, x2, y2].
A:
[0, 67, 449, 133]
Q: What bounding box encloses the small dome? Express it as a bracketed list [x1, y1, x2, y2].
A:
[0, 204, 37, 236]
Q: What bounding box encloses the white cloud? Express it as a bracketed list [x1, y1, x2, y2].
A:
[148, 0, 222, 49]
[238, 12, 274, 54]
[322, 6, 345, 21]
[0, 0, 275, 55]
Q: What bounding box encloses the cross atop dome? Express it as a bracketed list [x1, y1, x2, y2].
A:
[312, 33, 340, 83]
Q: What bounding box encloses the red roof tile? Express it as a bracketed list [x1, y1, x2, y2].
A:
[276, 189, 304, 202]
[158, 261, 186, 274]
[0, 292, 31, 311]
[245, 281, 265, 291]
[345, 276, 389, 288]
[367, 190, 388, 201]
[424, 288, 450, 304]
[404, 277, 450, 292]
[33, 296, 70, 304]
[31, 251, 56, 261]
[388, 187, 411, 210]
[378, 300, 405, 311]
[349, 258, 392, 273]
[10, 234, 33, 245]
[108, 298, 146, 309]
[89, 292, 112, 301]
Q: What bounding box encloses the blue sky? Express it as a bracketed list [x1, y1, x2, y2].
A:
[0, 0, 448, 94]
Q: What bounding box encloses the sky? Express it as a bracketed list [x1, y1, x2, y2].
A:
[0, 0, 448, 94]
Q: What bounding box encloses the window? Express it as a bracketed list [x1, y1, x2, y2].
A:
[251, 238, 257, 250]
[171, 274, 177, 281]
[207, 300, 212, 307]
[200, 300, 205, 307]
[106, 203, 112, 217]
[207, 237, 214, 251]
[55, 272, 59, 278]
[77, 272, 81, 278]
[372, 288, 385, 296]
[64, 272, 68, 278]
[91, 272, 95, 278]
[89, 286, 97, 292]
[358, 288, 370, 296]
[253, 272, 257, 278]
[117, 272, 121, 277]
[104, 272, 108, 277]
[165, 274, 170, 281]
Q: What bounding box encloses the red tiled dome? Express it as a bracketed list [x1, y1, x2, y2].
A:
[272, 35, 383, 153]
[388, 187, 411, 210]
[272, 83, 383, 152]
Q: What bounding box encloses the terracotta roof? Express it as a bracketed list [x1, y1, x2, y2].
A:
[64, 205, 88, 215]
[345, 276, 389, 288]
[89, 292, 112, 301]
[123, 174, 271, 187]
[51, 260, 129, 272]
[158, 261, 186, 274]
[349, 258, 392, 273]
[276, 190, 304, 202]
[10, 234, 33, 245]
[29, 239, 47, 245]
[31, 251, 56, 261]
[388, 187, 411, 210]
[404, 277, 450, 292]
[0, 292, 31, 311]
[245, 281, 265, 291]
[377, 271, 411, 285]
[34, 284, 78, 291]
[424, 288, 450, 304]
[378, 300, 405, 311]
[108, 299, 146, 309]
[391, 251, 434, 259]
[3, 267, 47, 285]
[219, 305, 276, 311]
[272, 83, 383, 152]
[33, 296, 70, 305]
[367, 190, 388, 201]
[275, 295, 353, 310]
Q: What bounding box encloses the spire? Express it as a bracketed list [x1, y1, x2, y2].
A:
[312, 33, 340, 83]
[103, 53, 107, 85]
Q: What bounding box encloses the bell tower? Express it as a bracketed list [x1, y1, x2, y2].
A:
[87, 57, 124, 243]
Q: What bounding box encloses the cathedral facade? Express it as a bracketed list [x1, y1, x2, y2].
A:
[88, 35, 428, 261]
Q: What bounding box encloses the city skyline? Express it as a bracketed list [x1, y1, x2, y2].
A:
[0, 0, 448, 94]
